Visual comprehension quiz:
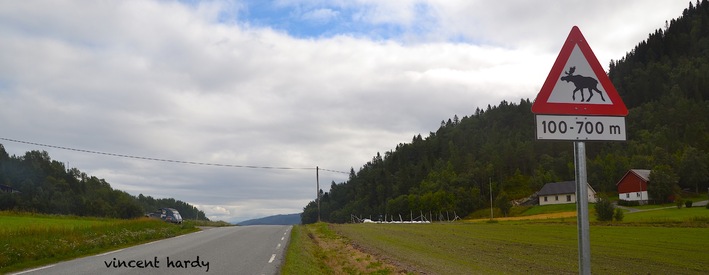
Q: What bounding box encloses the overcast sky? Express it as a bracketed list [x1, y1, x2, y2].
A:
[0, 1, 688, 223]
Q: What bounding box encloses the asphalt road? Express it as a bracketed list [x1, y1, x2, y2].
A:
[13, 225, 292, 275]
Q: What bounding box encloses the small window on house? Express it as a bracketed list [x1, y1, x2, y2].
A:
[555, 195, 558, 201]
[637, 192, 641, 197]
[566, 195, 571, 201]
[626, 193, 630, 198]
[544, 196, 548, 202]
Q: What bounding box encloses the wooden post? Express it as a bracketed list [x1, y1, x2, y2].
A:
[316, 166, 320, 222]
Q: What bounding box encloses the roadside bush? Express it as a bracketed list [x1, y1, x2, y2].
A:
[595, 197, 615, 221]
[685, 200, 693, 208]
[675, 195, 683, 209]
[613, 208, 624, 222]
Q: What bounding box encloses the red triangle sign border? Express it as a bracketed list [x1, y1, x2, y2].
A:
[531, 26, 628, 116]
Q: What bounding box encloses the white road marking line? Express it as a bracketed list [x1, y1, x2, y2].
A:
[10, 264, 55, 275]
[281, 236, 284, 241]
[276, 243, 281, 249]
[268, 254, 276, 263]
[97, 249, 124, 256]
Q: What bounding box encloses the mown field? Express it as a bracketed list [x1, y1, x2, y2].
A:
[0, 212, 200, 274]
[285, 205, 709, 274]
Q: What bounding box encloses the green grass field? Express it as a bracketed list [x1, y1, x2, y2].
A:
[298, 205, 709, 274]
[0, 212, 199, 274]
[622, 205, 709, 223]
[333, 221, 707, 274]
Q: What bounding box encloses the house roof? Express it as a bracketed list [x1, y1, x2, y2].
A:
[615, 169, 651, 186]
[0, 184, 20, 193]
[630, 169, 651, 181]
[538, 181, 576, 196]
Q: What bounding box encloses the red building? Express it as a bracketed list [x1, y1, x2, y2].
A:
[616, 169, 650, 204]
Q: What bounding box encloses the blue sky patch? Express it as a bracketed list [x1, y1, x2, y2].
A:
[239, 1, 405, 39]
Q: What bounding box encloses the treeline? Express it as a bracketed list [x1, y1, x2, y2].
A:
[0, 146, 208, 220]
[302, 1, 709, 224]
[610, 0, 709, 108]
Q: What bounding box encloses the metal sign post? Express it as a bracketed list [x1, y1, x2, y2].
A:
[533, 26, 630, 274]
[574, 142, 591, 275]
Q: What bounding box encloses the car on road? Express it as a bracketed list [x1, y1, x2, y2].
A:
[146, 207, 183, 224]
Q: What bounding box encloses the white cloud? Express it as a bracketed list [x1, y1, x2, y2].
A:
[301, 8, 340, 23]
[0, 0, 690, 222]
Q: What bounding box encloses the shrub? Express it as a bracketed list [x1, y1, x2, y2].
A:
[495, 191, 512, 217]
[613, 208, 624, 222]
[685, 200, 693, 208]
[675, 194, 683, 209]
[595, 197, 615, 221]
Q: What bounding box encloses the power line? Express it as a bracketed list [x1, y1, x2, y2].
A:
[319, 167, 350, 175]
[0, 137, 349, 174]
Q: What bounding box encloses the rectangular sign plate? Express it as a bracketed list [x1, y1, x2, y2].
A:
[535, 115, 626, 141]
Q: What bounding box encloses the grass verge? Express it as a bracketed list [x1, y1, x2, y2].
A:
[281, 223, 327, 274]
[184, 219, 233, 227]
[0, 211, 198, 274]
[281, 222, 402, 274]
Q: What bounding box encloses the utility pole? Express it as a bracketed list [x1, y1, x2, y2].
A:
[316, 166, 320, 222]
[489, 177, 493, 220]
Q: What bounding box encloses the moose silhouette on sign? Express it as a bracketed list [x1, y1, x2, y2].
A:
[560, 66, 606, 102]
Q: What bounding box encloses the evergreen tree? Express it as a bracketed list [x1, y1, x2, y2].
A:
[649, 165, 680, 203]
[595, 197, 615, 222]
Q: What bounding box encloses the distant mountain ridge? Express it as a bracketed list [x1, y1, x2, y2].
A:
[237, 213, 301, 226]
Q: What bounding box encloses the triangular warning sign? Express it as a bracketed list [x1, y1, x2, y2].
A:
[532, 26, 628, 116]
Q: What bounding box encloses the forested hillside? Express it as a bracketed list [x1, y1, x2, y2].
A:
[302, 1, 709, 224]
[0, 145, 208, 220]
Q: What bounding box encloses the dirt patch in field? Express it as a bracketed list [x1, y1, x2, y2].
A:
[348, 241, 429, 275]
[309, 224, 405, 274]
[467, 211, 577, 222]
[330, 225, 426, 275]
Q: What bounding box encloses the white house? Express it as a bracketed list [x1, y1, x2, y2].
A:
[537, 181, 597, 205]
